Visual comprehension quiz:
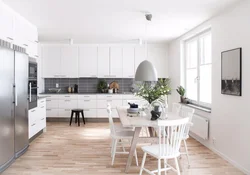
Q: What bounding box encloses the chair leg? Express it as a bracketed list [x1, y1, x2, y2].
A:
[111, 139, 117, 166]
[134, 149, 138, 166]
[111, 139, 114, 157]
[75, 112, 77, 123]
[164, 158, 168, 175]
[139, 152, 147, 175]
[174, 157, 181, 175]
[158, 158, 161, 175]
[81, 111, 85, 124]
[77, 113, 80, 126]
[183, 139, 190, 168]
[69, 111, 73, 126]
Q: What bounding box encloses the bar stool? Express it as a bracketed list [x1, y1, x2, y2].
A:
[70, 109, 85, 126]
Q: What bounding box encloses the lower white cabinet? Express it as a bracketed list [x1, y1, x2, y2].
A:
[39, 94, 137, 119]
[28, 98, 46, 139]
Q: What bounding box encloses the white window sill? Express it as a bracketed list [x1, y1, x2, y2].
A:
[181, 103, 211, 113]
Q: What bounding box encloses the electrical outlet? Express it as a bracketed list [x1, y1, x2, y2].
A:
[56, 83, 59, 88]
[212, 137, 216, 144]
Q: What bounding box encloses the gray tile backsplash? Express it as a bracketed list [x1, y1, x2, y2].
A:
[44, 78, 134, 93]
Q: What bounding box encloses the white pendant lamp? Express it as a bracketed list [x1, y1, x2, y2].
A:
[135, 60, 158, 81]
[135, 13, 158, 81]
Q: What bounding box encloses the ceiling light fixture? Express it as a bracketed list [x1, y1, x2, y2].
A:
[135, 13, 158, 81]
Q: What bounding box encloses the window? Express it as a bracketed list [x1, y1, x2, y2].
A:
[184, 30, 211, 108]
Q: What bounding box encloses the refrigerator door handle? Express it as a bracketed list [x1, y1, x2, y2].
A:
[29, 83, 31, 103]
[15, 85, 18, 107]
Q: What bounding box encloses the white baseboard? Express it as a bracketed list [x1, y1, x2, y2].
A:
[190, 133, 249, 175]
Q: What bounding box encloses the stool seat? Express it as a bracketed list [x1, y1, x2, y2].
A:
[70, 109, 85, 126]
[72, 109, 84, 112]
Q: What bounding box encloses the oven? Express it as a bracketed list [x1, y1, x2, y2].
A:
[28, 80, 38, 110]
[29, 60, 37, 80]
[28, 58, 38, 110]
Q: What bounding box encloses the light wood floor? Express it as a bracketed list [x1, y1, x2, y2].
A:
[3, 122, 244, 175]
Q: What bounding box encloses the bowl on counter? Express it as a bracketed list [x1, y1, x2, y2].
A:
[48, 88, 61, 93]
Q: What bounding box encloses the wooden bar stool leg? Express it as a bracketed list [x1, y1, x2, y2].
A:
[75, 112, 77, 123]
[70, 111, 73, 126]
[77, 112, 80, 126]
[81, 111, 85, 124]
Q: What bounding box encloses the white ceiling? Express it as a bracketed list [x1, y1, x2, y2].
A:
[3, 0, 242, 43]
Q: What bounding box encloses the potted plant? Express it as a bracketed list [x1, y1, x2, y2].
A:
[97, 79, 108, 93]
[176, 86, 186, 103]
[135, 78, 171, 104]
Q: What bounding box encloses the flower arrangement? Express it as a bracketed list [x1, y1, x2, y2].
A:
[135, 78, 171, 104]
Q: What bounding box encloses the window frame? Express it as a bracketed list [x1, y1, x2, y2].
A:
[184, 29, 212, 109]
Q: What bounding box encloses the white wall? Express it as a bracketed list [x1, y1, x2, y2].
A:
[168, 1, 250, 174]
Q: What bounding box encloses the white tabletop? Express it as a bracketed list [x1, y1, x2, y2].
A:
[117, 106, 182, 128]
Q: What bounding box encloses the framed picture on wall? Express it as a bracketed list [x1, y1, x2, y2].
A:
[221, 48, 242, 96]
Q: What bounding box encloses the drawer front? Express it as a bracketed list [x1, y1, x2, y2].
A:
[58, 95, 78, 100]
[46, 108, 58, 117]
[122, 94, 136, 100]
[28, 108, 38, 126]
[83, 109, 97, 118]
[38, 99, 46, 107]
[46, 99, 58, 108]
[58, 109, 72, 118]
[78, 100, 96, 109]
[97, 95, 122, 100]
[44, 95, 59, 100]
[38, 105, 46, 120]
[58, 99, 77, 109]
[97, 99, 122, 109]
[78, 95, 96, 100]
[29, 124, 37, 139]
[97, 109, 119, 118]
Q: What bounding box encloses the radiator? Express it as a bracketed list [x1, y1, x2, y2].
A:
[190, 114, 209, 140]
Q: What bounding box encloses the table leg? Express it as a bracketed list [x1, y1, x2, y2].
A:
[148, 127, 155, 137]
[125, 127, 142, 173]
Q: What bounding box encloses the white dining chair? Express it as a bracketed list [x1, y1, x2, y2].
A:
[107, 104, 138, 166]
[179, 106, 195, 167]
[172, 102, 182, 115]
[139, 117, 189, 175]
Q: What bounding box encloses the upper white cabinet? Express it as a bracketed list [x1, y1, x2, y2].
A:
[61, 46, 78, 78]
[97, 46, 110, 77]
[0, 4, 14, 42]
[79, 46, 98, 77]
[42, 45, 61, 78]
[110, 46, 123, 77]
[135, 46, 146, 72]
[122, 47, 135, 78]
[147, 46, 167, 78]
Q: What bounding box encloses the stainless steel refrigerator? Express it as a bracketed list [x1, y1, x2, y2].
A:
[0, 40, 29, 172]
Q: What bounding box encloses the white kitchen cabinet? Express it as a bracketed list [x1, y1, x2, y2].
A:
[78, 99, 97, 109]
[97, 46, 110, 77]
[97, 99, 122, 109]
[46, 108, 58, 117]
[28, 98, 46, 139]
[110, 46, 123, 77]
[14, 15, 29, 47]
[123, 47, 135, 78]
[27, 41, 38, 58]
[42, 45, 61, 78]
[61, 46, 78, 78]
[135, 46, 146, 72]
[83, 109, 96, 118]
[79, 46, 98, 77]
[58, 109, 72, 118]
[58, 99, 78, 109]
[147, 46, 167, 78]
[0, 4, 14, 42]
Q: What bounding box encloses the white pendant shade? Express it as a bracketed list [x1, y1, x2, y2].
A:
[135, 60, 158, 81]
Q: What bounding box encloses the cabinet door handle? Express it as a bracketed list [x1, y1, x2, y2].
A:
[7, 37, 13, 40]
[84, 100, 90, 102]
[31, 123, 36, 126]
[41, 106, 45, 108]
[41, 118, 45, 120]
[40, 101, 45, 103]
[65, 109, 70, 111]
[35, 55, 39, 58]
[46, 100, 51, 102]
[65, 100, 70, 102]
[64, 96, 70, 97]
[31, 110, 36, 112]
[107, 100, 112, 102]
[107, 96, 112, 98]
[84, 109, 90, 111]
[23, 44, 28, 47]
[46, 109, 52, 111]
